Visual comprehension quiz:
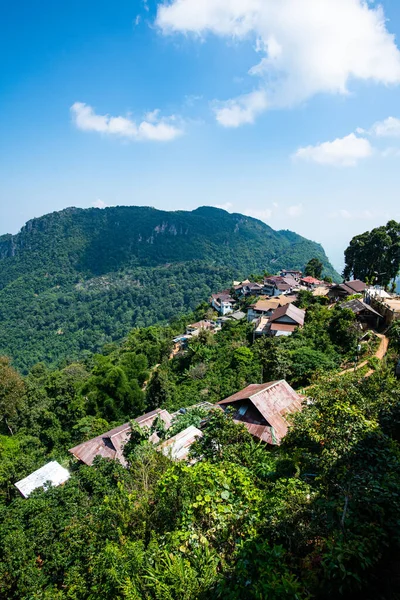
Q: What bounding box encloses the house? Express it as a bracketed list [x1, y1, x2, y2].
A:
[186, 320, 219, 336]
[328, 279, 366, 300]
[227, 310, 246, 321]
[69, 408, 173, 467]
[247, 295, 297, 322]
[254, 316, 270, 336]
[15, 461, 70, 498]
[211, 291, 235, 315]
[340, 298, 382, 329]
[263, 276, 297, 296]
[300, 276, 322, 289]
[280, 269, 303, 281]
[172, 334, 191, 354]
[157, 425, 203, 461]
[218, 311, 246, 326]
[267, 303, 305, 336]
[217, 380, 303, 445]
[364, 290, 400, 326]
[234, 281, 264, 296]
[312, 285, 331, 298]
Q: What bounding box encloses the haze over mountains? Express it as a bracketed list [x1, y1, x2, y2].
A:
[0, 205, 338, 371]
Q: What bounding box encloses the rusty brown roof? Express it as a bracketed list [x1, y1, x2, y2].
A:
[218, 382, 279, 404]
[270, 323, 297, 332]
[69, 408, 172, 466]
[218, 380, 303, 444]
[235, 421, 275, 444]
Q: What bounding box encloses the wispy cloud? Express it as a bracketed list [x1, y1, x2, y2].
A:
[70, 102, 184, 142]
[294, 134, 372, 167]
[157, 0, 400, 127]
[92, 199, 107, 209]
[368, 116, 400, 138]
[214, 202, 233, 211]
[286, 204, 303, 218]
[213, 90, 268, 128]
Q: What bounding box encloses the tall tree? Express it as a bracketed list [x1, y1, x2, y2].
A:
[0, 357, 25, 435]
[304, 258, 323, 279]
[343, 220, 400, 286]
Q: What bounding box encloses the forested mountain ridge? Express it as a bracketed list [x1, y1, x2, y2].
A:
[0, 205, 338, 370]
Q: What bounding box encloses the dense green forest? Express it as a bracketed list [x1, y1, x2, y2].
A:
[1, 294, 400, 598]
[0, 205, 338, 371]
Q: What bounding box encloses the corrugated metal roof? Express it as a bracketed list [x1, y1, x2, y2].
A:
[301, 276, 322, 284]
[270, 323, 297, 332]
[341, 299, 382, 317]
[15, 461, 70, 498]
[69, 408, 172, 466]
[346, 280, 366, 293]
[236, 422, 274, 445]
[269, 303, 305, 326]
[218, 382, 279, 404]
[158, 425, 203, 461]
[218, 380, 303, 445]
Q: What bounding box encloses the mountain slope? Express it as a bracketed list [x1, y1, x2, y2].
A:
[0, 205, 338, 370]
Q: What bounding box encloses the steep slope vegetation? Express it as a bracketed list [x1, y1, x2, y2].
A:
[0, 205, 338, 370]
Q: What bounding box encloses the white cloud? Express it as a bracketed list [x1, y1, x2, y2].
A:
[370, 116, 400, 137]
[294, 133, 373, 167]
[244, 207, 275, 221]
[92, 199, 107, 209]
[213, 89, 268, 127]
[286, 204, 303, 217]
[70, 102, 183, 142]
[156, 0, 400, 126]
[215, 202, 233, 211]
[135, 15, 141, 26]
[184, 94, 203, 106]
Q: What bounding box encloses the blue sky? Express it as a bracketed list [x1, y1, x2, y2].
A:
[2, 0, 400, 269]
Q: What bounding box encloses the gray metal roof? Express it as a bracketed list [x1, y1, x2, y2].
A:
[341, 298, 382, 317]
[158, 425, 203, 461]
[15, 461, 70, 498]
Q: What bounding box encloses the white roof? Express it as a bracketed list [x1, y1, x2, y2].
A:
[15, 461, 70, 498]
[367, 287, 392, 299]
[158, 425, 203, 461]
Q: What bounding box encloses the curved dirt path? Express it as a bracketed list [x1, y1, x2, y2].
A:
[337, 333, 389, 377]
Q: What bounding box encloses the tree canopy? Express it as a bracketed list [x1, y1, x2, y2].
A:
[343, 220, 400, 286]
[304, 257, 323, 279]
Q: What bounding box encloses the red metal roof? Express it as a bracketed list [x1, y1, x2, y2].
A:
[301, 276, 322, 284]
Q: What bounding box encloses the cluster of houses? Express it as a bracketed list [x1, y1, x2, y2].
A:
[15, 267, 400, 498]
[173, 270, 395, 353]
[207, 271, 398, 338]
[15, 379, 305, 497]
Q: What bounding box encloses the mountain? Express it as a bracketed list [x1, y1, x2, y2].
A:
[0, 205, 338, 371]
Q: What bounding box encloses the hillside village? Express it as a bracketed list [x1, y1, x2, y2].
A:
[2, 220, 400, 599]
[17, 265, 400, 497]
